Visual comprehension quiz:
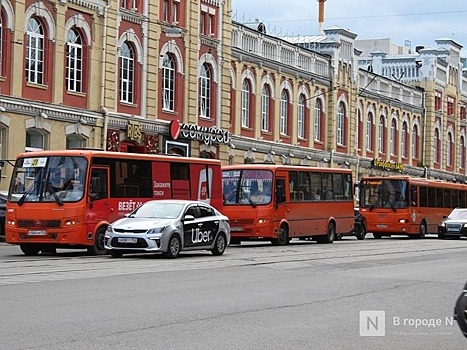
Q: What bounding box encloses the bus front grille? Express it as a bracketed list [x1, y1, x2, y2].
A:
[18, 220, 62, 228]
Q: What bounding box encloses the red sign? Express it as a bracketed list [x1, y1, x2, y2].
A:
[169, 120, 181, 140]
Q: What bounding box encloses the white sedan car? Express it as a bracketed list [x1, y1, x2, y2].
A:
[104, 199, 230, 258]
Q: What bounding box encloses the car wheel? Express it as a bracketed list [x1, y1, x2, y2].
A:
[20, 244, 41, 256]
[272, 225, 289, 246]
[110, 251, 124, 258]
[438, 232, 446, 240]
[356, 223, 367, 240]
[373, 233, 382, 239]
[317, 222, 335, 244]
[211, 233, 227, 256]
[87, 227, 107, 255]
[163, 234, 181, 258]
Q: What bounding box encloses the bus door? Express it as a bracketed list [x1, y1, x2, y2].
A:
[88, 166, 115, 223]
[275, 177, 288, 227]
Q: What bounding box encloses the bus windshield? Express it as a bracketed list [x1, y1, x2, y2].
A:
[9, 156, 88, 204]
[223, 169, 273, 206]
[360, 179, 409, 210]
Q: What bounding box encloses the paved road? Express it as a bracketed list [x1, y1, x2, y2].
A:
[0, 237, 466, 349]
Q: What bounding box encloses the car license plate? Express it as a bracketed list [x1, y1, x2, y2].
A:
[118, 237, 137, 244]
[447, 228, 459, 232]
[28, 230, 46, 236]
[230, 227, 243, 232]
[376, 224, 388, 228]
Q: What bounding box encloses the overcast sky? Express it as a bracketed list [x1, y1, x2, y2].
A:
[231, 0, 467, 57]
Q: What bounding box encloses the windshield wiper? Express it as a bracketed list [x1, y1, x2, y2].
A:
[240, 190, 257, 208]
[46, 182, 63, 206]
[18, 184, 35, 206]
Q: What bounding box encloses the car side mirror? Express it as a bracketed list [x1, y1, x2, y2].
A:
[183, 215, 195, 222]
[442, 215, 447, 219]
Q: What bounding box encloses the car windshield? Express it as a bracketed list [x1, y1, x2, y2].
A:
[129, 202, 185, 219]
[448, 210, 467, 220]
[9, 156, 88, 204]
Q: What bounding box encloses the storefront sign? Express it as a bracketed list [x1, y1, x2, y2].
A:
[169, 120, 230, 145]
[372, 158, 404, 172]
[127, 121, 142, 143]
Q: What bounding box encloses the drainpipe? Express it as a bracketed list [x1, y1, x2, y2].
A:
[216, 0, 225, 129]
[100, 3, 110, 150]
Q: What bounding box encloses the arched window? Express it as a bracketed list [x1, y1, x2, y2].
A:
[26, 17, 44, 84]
[434, 129, 440, 163]
[280, 90, 288, 135]
[199, 63, 211, 118]
[261, 85, 270, 132]
[460, 136, 465, 169]
[366, 112, 373, 151]
[314, 98, 322, 141]
[401, 122, 408, 158]
[337, 102, 345, 145]
[378, 116, 384, 154]
[446, 132, 453, 166]
[412, 125, 419, 159]
[66, 134, 85, 149]
[241, 79, 251, 128]
[162, 53, 175, 111]
[298, 94, 306, 139]
[119, 42, 134, 103]
[26, 130, 45, 151]
[66, 28, 83, 92]
[390, 119, 397, 155]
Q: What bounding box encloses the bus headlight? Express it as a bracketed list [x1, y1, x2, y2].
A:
[7, 219, 15, 226]
[65, 219, 79, 226]
[258, 219, 268, 224]
[399, 218, 408, 224]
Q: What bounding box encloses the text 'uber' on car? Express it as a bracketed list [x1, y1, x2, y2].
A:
[437, 208, 467, 239]
[104, 199, 230, 258]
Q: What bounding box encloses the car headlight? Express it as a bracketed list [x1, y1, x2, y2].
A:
[147, 227, 167, 235]
[463, 223, 467, 228]
[106, 226, 113, 233]
[440, 222, 446, 227]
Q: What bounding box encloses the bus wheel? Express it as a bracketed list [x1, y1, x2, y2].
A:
[317, 222, 335, 244]
[20, 244, 41, 256]
[373, 233, 382, 239]
[272, 225, 289, 246]
[87, 227, 107, 255]
[356, 223, 367, 240]
[110, 251, 124, 258]
[211, 233, 227, 256]
[417, 222, 427, 239]
[163, 234, 181, 258]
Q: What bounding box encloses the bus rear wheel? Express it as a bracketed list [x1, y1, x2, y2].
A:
[87, 227, 107, 255]
[20, 244, 41, 256]
[317, 222, 335, 244]
[373, 233, 382, 239]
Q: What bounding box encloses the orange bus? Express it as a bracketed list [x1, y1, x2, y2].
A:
[222, 164, 354, 245]
[5, 149, 223, 255]
[358, 175, 467, 238]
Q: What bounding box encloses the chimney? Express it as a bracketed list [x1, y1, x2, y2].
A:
[317, 0, 327, 35]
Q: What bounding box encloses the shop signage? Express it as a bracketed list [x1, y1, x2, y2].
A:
[372, 158, 403, 172]
[169, 120, 230, 145]
[127, 121, 142, 143]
